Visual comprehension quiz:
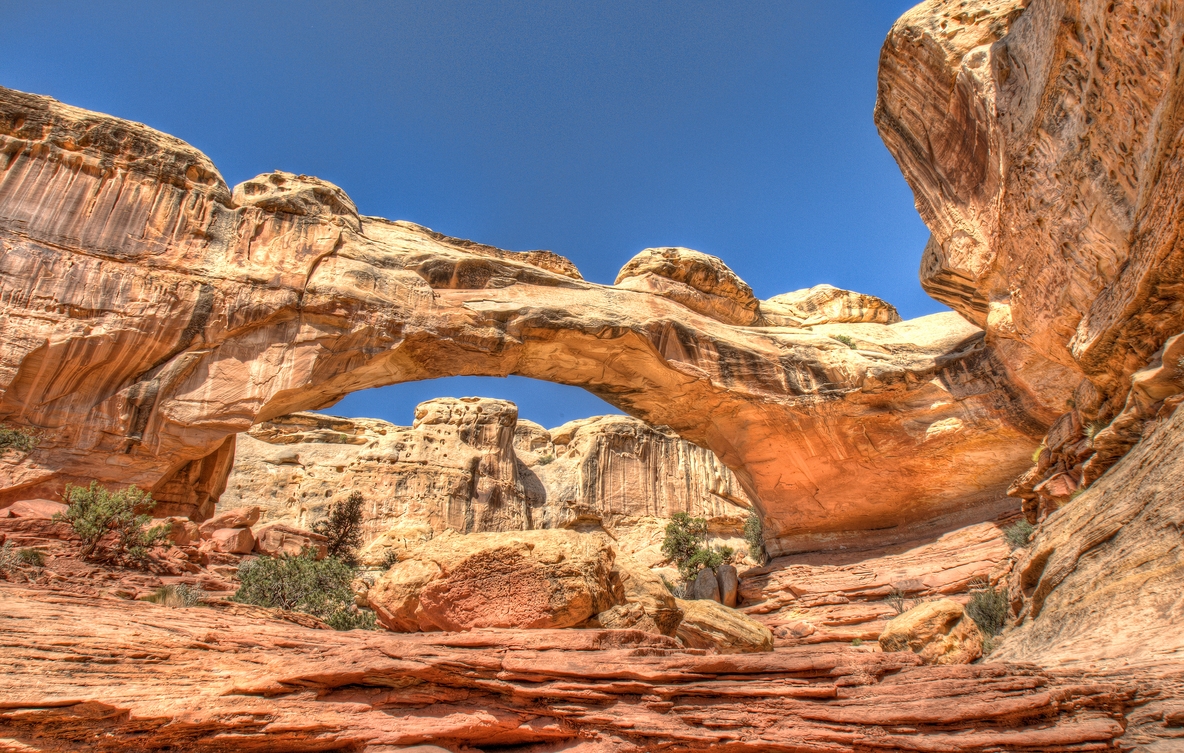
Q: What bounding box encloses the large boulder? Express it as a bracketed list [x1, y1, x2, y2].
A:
[367, 529, 616, 632]
[207, 527, 256, 555]
[760, 284, 902, 327]
[878, 599, 983, 665]
[612, 555, 683, 636]
[254, 523, 328, 559]
[674, 597, 773, 653]
[199, 507, 261, 538]
[614, 247, 761, 326]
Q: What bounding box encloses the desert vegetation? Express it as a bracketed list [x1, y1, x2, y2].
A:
[54, 482, 166, 565]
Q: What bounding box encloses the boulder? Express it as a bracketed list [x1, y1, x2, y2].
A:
[254, 523, 328, 559]
[148, 516, 201, 546]
[878, 599, 983, 665]
[716, 564, 739, 607]
[367, 529, 615, 632]
[7, 499, 68, 519]
[613, 555, 683, 636]
[687, 568, 721, 603]
[208, 527, 255, 555]
[199, 507, 261, 538]
[674, 598, 773, 653]
[593, 603, 662, 634]
[614, 246, 761, 326]
[761, 284, 901, 327]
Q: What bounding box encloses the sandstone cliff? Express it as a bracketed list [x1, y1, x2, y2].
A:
[0, 85, 1055, 554]
[877, 0, 1184, 510]
[220, 399, 754, 564]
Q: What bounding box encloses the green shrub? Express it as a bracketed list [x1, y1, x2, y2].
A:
[0, 425, 38, 453]
[966, 584, 1009, 637]
[17, 547, 44, 567]
[313, 491, 365, 567]
[380, 549, 399, 570]
[744, 514, 766, 563]
[1003, 519, 1035, 549]
[831, 334, 856, 348]
[886, 587, 909, 615]
[536, 453, 555, 466]
[231, 549, 376, 630]
[145, 583, 205, 608]
[851, 638, 863, 646]
[54, 482, 166, 564]
[662, 513, 737, 580]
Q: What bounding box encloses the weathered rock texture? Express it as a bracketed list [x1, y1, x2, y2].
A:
[0, 85, 1060, 554]
[878, 599, 984, 666]
[3, 585, 1180, 752]
[219, 401, 756, 562]
[366, 528, 616, 632]
[877, 0, 1184, 501]
[995, 402, 1184, 668]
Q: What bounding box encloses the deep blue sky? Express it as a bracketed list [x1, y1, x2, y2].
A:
[3, 1, 936, 429]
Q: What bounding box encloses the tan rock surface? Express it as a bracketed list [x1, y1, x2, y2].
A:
[219, 402, 756, 563]
[0, 85, 1056, 553]
[366, 529, 615, 632]
[4, 586, 1170, 752]
[614, 246, 761, 326]
[877, 0, 1184, 496]
[674, 597, 773, 654]
[612, 553, 683, 636]
[252, 522, 327, 559]
[996, 405, 1184, 668]
[879, 599, 983, 666]
[760, 284, 902, 327]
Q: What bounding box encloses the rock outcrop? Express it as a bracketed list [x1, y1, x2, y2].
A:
[0, 84, 1058, 553]
[760, 284, 902, 327]
[878, 599, 984, 666]
[673, 597, 774, 654]
[877, 0, 1184, 502]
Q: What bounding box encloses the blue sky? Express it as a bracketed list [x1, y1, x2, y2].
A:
[3, 1, 934, 429]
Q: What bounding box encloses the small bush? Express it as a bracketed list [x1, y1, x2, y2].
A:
[744, 514, 766, 563]
[145, 583, 205, 608]
[1003, 519, 1035, 549]
[17, 547, 44, 567]
[660, 575, 687, 598]
[1085, 419, 1109, 440]
[54, 482, 166, 564]
[380, 549, 399, 570]
[886, 587, 909, 615]
[966, 584, 1009, 637]
[313, 491, 365, 567]
[231, 548, 376, 630]
[0, 425, 38, 453]
[662, 512, 708, 578]
[851, 638, 863, 646]
[535, 453, 555, 466]
[831, 334, 856, 348]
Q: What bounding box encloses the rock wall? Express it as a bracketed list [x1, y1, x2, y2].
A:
[0, 85, 1055, 554]
[219, 399, 754, 563]
[876, 0, 1184, 505]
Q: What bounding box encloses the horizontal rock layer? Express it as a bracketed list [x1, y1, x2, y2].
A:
[1, 586, 1178, 752]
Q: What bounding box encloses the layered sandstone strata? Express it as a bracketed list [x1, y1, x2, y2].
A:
[0, 85, 1055, 554]
[3, 585, 1175, 752]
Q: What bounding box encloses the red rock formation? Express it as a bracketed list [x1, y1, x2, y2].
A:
[0, 85, 1052, 554]
[2, 585, 1176, 752]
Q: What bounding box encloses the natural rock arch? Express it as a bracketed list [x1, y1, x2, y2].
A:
[0, 86, 1067, 554]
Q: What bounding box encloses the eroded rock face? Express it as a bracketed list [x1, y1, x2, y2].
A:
[877, 0, 1184, 497]
[760, 284, 902, 327]
[219, 402, 756, 564]
[995, 406, 1184, 667]
[366, 529, 616, 632]
[0, 85, 1056, 553]
[673, 597, 774, 653]
[614, 246, 761, 326]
